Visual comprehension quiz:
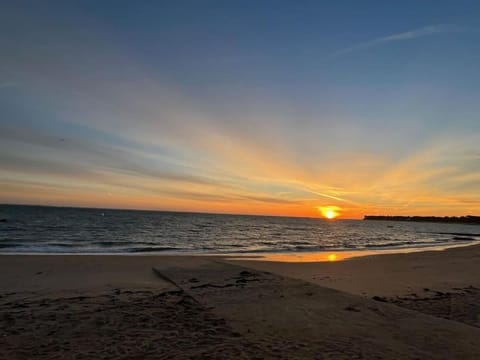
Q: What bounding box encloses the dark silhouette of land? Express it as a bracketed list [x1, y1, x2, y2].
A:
[364, 215, 480, 225]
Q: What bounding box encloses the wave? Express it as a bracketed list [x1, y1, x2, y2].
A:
[452, 236, 475, 241]
[293, 245, 327, 251]
[48, 243, 78, 247]
[365, 241, 433, 249]
[219, 245, 332, 254]
[128, 246, 184, 253]
[92, 241, 134, 246]
[211, 243, 245, 248]
[92, 241, 165, 247]
[289, 241, 316, 246]
[364, 237, 477, 249]
[429, 232, 480, 237]
[0, 243, 20, 249]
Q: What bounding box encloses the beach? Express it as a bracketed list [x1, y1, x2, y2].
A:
[4, 1, 480, 359]
[1, 245, 480, 359]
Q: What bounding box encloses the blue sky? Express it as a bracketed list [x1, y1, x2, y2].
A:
[1, 1, 479, 217]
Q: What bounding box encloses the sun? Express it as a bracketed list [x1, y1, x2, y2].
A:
[325, 210, 336, 219]
[318, 206, 341, 219]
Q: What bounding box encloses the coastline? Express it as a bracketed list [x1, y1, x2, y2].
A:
[227, 239, 480, 262]
[1, 237, 478, 260]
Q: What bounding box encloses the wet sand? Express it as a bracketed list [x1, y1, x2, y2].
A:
[1, 245, 480, 358]
[232, 243, 480, 326]
[231, 243, 480, 297]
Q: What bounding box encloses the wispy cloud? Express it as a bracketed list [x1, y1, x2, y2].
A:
[333, 24, 464, 57]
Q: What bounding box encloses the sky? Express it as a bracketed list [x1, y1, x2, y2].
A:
[1, 1, 479, 218]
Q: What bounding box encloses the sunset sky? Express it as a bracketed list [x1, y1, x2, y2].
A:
[1, 1, 479, 218]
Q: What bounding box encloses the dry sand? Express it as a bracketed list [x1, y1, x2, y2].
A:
[1, 245, 480, 359]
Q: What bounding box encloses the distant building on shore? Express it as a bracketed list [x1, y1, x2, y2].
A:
[364, 215, 480, 225]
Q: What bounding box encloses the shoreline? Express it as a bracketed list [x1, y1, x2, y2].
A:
[1, 239, 478, 262]
[228, 239, 480, 262]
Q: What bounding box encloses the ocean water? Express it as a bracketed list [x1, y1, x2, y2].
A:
[0, 205, 479, 254]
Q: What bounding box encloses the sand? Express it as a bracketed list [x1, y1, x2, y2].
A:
[1, 245, 480, 358]
[231, 244, 480, 297]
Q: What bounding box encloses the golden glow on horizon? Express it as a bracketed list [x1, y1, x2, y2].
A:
[2, 135, 479, 219]
[318, 206, 341, 219]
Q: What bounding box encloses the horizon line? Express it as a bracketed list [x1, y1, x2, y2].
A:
[0, 202, 360, 220]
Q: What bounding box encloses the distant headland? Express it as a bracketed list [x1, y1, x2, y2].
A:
[364, 215, 480, 225]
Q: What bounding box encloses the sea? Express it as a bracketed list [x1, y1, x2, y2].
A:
[0, 204, 479, 254]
